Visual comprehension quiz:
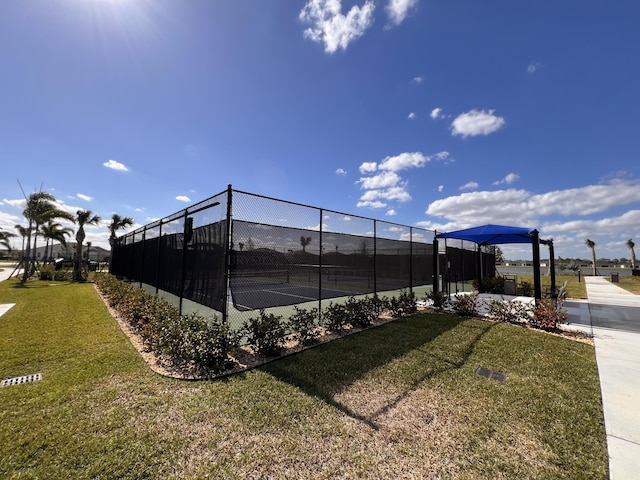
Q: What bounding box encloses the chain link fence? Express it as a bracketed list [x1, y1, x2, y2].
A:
[111, 186, 492, 330]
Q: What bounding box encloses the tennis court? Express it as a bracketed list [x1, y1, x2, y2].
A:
[229, 264, 428, 310]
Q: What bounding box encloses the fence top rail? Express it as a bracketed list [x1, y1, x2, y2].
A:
[118, 185, 438, 243]
[232, 188, 436, 237]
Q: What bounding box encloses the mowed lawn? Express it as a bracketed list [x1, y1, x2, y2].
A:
[0, 279, 607, 479]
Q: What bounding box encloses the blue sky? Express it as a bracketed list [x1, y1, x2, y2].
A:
[1, 0, 639, 261]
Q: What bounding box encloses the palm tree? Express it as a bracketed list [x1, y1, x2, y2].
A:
[73, 210, 101, 281]
[14, 225, 29, 257]
[585, 238, 597, 276]
[108, 214, 135, 248]
[0, 229, 16, 252]
[40, 221, 73, 261]
[627, 239, 636, 270]
[21, 191, 74, 281]
[300, 236, 312, 253]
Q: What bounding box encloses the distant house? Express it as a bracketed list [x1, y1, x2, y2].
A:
[26, 244, 110, 262]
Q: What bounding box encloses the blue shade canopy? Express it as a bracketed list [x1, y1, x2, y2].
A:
[436, 224, 539, 246]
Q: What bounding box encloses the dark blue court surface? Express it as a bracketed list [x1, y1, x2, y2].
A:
[230, 282, 355, 310]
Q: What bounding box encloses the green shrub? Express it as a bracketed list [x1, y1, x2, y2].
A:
[39, 264, 72, 281]
[159, 313, 239, 372]
[344, 296, 377, 328]
[451, 293, 480, 317]
[424, 290, 450, 311]
[95, 273, 237, 374]
[531, 300, 568, 331]
[322, 302, 350, 332]
[518, 280, 533, 296]
[473, 276, 504, 294]
[288, 306, 320, 345]
[487, 298, 532, 325]
[242, 309, 287, 356]
[388, 290, 417, 317]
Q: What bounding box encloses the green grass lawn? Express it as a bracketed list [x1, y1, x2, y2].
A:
[0, 278, 608, 479]
[513, 274, 588, 299]
[618, 275, 640, 295]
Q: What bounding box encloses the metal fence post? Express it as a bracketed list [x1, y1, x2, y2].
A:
[318, 208, 323, 315]
[223, 184, 233, 324]
[178, 209, 190, 315]
[373, 220, 377, 295]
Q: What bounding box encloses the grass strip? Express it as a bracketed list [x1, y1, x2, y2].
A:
[0, 278, 607, 479]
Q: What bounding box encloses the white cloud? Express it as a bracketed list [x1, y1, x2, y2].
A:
[493, 173, 520, 185]
[430, 107, 443, 119]
[412, 76, 423, 84]
[379, 152, 430, 171]
[2, 198, 25, 208]
[386, 209, 397, 216]
[408, 112, 416, 119]
[300, 0, 375, 54]
[103, 159, 129, 171]
[459, 181, 479, 191]
[359, 161, 378, 173]
[451, 109, 505, 137]
[176, 195, 191, 202]
[336, 168, 347, 175]
[77, 193, 93, 202]
[360, 185, 412, 203]
[527, 62, 543, 74]
[359, 171, 401, 190]
[386, 0, 418, 27]
[357, 200, 387, 209]
[438, 185, 444, 192]
[357, 151, 442, 213]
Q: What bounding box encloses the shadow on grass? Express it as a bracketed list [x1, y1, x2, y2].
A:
[262, 313, 495, 430]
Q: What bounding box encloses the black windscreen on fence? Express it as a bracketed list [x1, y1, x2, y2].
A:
[111, 186, 490, 324]
[182, 221, 227, 312]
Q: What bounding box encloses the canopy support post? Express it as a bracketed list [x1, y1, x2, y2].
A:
[432, 236, 439, 293]
[532, 230, 542, 301]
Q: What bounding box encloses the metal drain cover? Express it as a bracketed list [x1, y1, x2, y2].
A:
[475, 366, 506, 382]
[1, 373, 43, 387]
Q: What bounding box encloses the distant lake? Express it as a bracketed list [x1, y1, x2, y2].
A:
[497, 265, 636, 278]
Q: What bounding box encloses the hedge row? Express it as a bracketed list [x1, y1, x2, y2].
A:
[95, 274, 238, 375]
[241, 290, 418, 357]
[425, 290, 568, 331]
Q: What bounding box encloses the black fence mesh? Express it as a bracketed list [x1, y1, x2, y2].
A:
[111, 186, 492, 329]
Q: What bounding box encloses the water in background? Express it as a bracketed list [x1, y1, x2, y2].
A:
[497, 266, 635, 278]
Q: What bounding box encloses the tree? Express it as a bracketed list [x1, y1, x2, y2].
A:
[585, 238, 597, 276]
[21, 191, 74, 281]
[300, 236, 312, 253]
[14, 225, 29, 256]
[108, 214, 134, 249]
[0, 229, 16, 252]
[108, 213, 134, 270]
[73, 210, 101, 281]
[627, 239, 636, 270]
[40, 221, 73, 261]
[493, 246, 504, 264]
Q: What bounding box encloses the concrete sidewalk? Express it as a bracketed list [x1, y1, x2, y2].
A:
[574, 276, 640, 480]
[0, 263, 20, 282]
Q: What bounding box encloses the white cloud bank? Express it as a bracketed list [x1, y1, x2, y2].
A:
[176, 196, 191, 202]
[77, 193, 93, 202]
[419, 179, 640, 258]
[451, 109, 505, 137]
